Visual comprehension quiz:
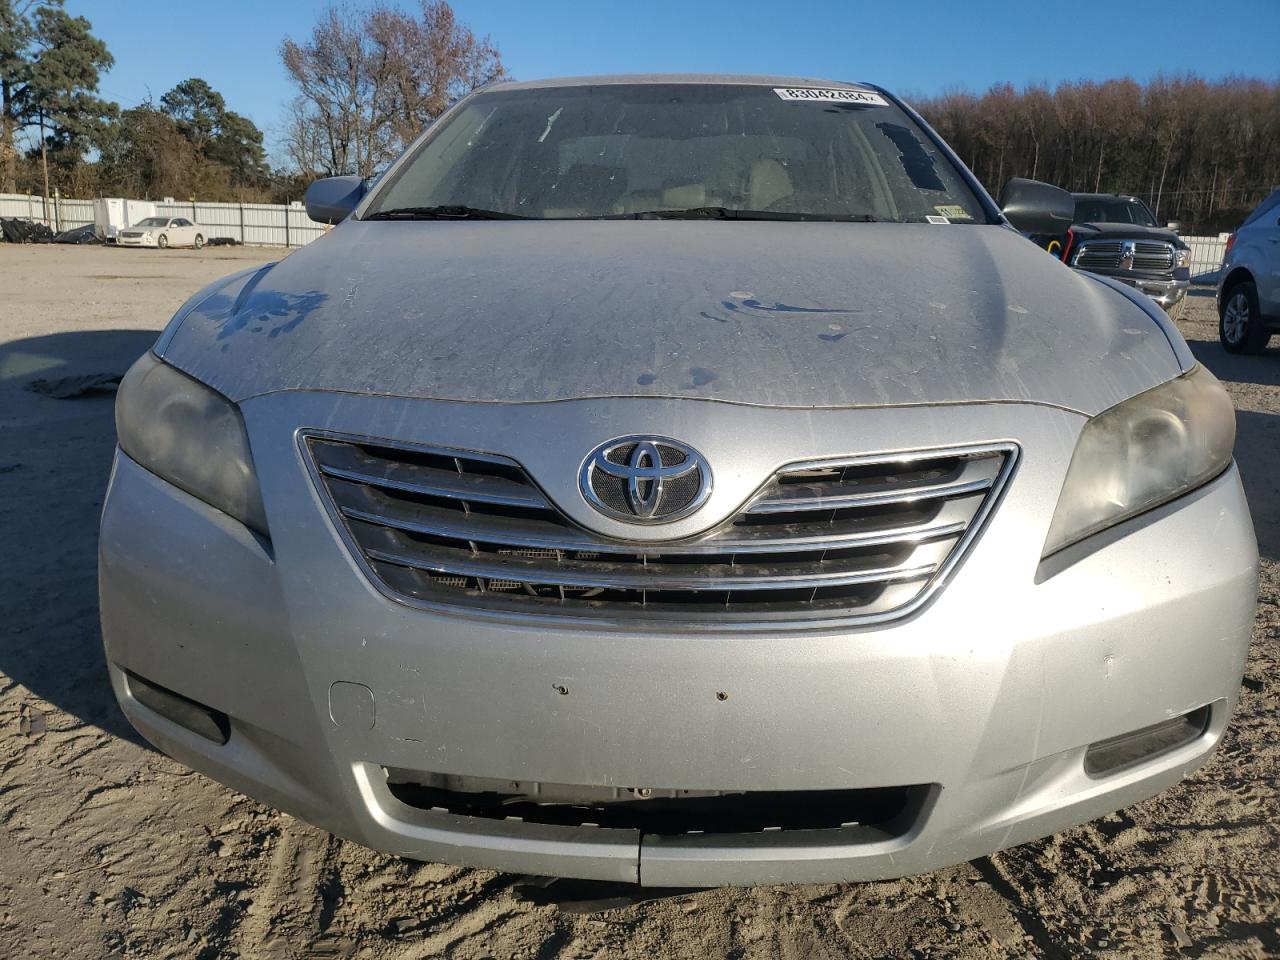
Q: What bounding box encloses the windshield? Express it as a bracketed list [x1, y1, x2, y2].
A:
[365, 83, 989, 223]
[1073, 197, 1157, 227]
[1242, 189, 1280, 226]
[133, 218, 168, 227]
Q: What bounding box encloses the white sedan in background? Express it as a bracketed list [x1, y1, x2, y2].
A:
[116, 217, 206, 249]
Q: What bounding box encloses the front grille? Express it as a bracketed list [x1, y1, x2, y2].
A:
[1073, 239, 1174, 273]
[306, 434, 1014, 624]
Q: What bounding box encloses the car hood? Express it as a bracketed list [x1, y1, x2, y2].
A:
[157, 220, 1186, 415]
[1072, 222, 1186, 247]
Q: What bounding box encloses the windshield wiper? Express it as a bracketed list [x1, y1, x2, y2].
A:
[625, 207, 895, 222]
[364, 205, 899, 223]
[363, 205, 529, 221]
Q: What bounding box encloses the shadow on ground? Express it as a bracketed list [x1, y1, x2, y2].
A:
[1188, 338, 1280, 390]
[1233, 411, 1280, 561]
[0, 328, 158, 391]
[0, 329, 159, 747]
[1182, 334, 1280, 560]
[512, 877, 708, 914]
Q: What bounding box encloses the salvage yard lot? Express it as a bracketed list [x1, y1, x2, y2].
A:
[1, 244, 1278, 959]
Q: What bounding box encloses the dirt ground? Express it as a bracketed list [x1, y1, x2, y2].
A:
[1, 244, 1277, 960]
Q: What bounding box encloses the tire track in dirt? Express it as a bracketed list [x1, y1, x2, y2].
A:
[233, 822, 346, 958]
[974, 856, 1070, 958]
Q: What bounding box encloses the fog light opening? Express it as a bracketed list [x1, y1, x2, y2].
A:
[125, 670, 230, 745]
[1083, 705, 1211, 778]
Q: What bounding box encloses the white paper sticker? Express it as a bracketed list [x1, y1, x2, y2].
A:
[773, 87, 888, 106]
[925, 215, 951, 224]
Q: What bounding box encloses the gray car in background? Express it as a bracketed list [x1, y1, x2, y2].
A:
[100, 75, 1257, 886]
[1219, 187, 1280, 353]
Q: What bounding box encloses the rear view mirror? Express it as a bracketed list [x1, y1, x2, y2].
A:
[999, 178, 1075, 235]
[304, 176, 366, 224]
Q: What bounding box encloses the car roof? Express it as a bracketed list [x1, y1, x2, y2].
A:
[483, 73, 882, 93]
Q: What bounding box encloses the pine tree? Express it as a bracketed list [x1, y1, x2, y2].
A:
[0, 0, 114, 195]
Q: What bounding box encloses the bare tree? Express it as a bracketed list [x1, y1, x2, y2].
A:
[281, 1, 504, 178]
[281, 97, 327, 177]
[280, 6, 389, 178]
[369, 2, 504, 148]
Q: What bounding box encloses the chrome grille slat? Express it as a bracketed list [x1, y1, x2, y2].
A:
[372, 561, 931, 616]
[305, 434, 1015, 624]
[312, 439, 549, 510]
[1073, 239, 1174, 273]
[358, 528, 949, 592]
[747, 457, 999, 514]
[328, 476, 977, 555]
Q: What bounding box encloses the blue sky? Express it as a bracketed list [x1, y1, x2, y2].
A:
[73, 0, 1280, 165]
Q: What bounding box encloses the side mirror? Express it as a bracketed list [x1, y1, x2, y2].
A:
[304, 175, 366, 224]
[998, 178, 1075, 235]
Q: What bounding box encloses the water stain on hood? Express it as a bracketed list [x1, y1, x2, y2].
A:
[157, 220, 1186, 415]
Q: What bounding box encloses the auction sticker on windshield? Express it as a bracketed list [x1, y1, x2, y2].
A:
[773, 87, 888, 106]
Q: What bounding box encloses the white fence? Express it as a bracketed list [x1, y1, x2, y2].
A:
[0, 192, 326, 247]
[0, 192, 95, 229]
[1182, 234, 1231, 283]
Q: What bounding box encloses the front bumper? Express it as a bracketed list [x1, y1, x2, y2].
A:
[116, 235, 157, 248]
[1109, 275, 1189, 311]
[99, 394, 1257, 886]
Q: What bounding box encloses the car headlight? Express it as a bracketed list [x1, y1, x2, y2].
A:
[1174, 247, 1191, 269]
[1043, 365, 1234, 556]
[115, 352, 269, 535]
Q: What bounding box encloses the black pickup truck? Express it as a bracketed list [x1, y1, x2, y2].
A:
[1039, 193, 1191, 314]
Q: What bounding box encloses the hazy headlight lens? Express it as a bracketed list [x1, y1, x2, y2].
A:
[1043, 365, 1234, 556]
[1174, 248, 1192, 269]
[115, 353, 268, 535]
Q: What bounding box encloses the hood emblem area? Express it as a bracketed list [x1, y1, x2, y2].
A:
[1119, 240, 1137, 271]
[580, 437, 712, 523]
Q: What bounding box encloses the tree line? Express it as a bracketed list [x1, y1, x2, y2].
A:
[914, 75, 1280, 234]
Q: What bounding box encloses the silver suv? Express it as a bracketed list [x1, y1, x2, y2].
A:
[100, 75, 1256, 887]
[1219, 187, 1280, 353]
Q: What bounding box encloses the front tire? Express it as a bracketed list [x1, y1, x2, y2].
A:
[193, 234, 204, 250]
[1220, 280, 1270, 354]
[157, 234, 169, 249]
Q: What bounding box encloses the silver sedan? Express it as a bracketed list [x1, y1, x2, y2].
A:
[100, 75, 1256, 887]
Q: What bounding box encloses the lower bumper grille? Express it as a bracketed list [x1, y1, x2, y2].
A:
[384, 769, 927, 835]
[305, 434, 1015, 624]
